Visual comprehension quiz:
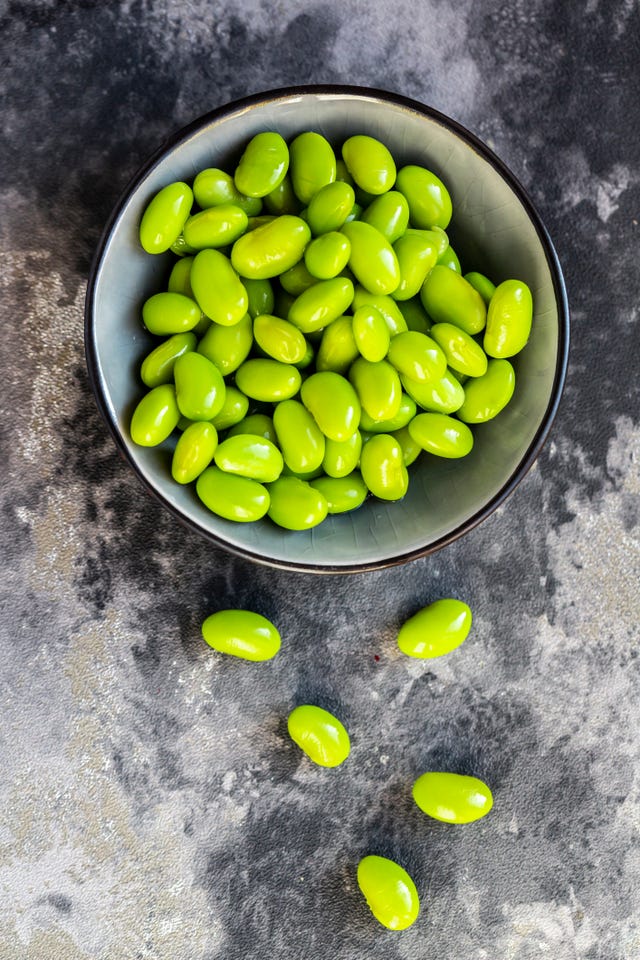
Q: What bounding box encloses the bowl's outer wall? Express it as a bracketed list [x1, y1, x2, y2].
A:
[88, 88, 568, 571]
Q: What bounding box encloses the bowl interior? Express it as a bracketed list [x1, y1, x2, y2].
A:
[88, 89, 566, 571]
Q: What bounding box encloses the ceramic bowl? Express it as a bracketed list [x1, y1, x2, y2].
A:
[85, 85, 569, 573]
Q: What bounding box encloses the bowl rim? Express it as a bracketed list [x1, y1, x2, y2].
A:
[84, 83, 570, 575]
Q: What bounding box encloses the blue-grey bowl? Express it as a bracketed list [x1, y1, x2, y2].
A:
[85, 85, 569, 573]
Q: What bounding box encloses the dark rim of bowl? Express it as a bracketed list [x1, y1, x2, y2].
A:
[85, 83, 570, 575]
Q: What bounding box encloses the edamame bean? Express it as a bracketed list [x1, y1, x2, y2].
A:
[234, 132, 289, 198]
[194, 313, 213, 338]
[484, 279, 533, 358]
[361, 191, 409, 242]
[408, 413, 474, 458]
[214, 433, 283, 482]
[429, 322, 488, 378]
[231, 215, 311, 279]
[342, 135, 396, 195]
[457, 358, 515, 422]
[289, 132, 337, 204]
[315, 315, 359, 374]
[171, 421, 218, 484]
[464, 270, 496, 305]
[309, 473, 368, 514]
[401, 369, 465, 414]
[360, 433, 408, 500]
[253, 314, 308, 364]
[190, 249, 248, 326]
[406, 225, 449, 257]
[130, 383, 180, 446]
[392, 231, 439, 301]
[273, 400, 326, 474]
[397, 598, 472, 657]
[227, 413, 276, 444]
[167, 256, 194, 297]
[352, 286, 408, 337]
[391, 425, 422, 466]
[334, 158, 354, 186]
[344, 201, 363, 223]
[359, 393, 417, 433]
[197, 312, 253, 374]
[322, 432, 363, 478]
[274, 287, 296, 319]
[235, 358, 302, 402]
[263, 173, 300, 216]
[352, 305, 390, 362]
[437, 244, 461, 273]
[387, 330, 447, 382]
[287, 704, 350, 766]
[140, 332, 197, 388]
[139, 181, 193, 254]
[396, 296, 431, 334]
[412, 772, 493, 824]
[304, 232, 351, 279]
[396, 165, 452, 229]
[349, 357, 402, 421]
[170, 233, 198, 257]
[341, 221, 400, 296]
[306, 180, 356, 235]
[183, 204, 249, 249]
[246, 215, 277, 232]
[142, 292, 202, 336]
[196, 466, 270, 522]
[420, 265, 486, 335]
[201, 609, 280, 661]
[288, 277, 354, 334]
[193, 167, 263, 215]
[174, 352, 226, 420]
[300, 371, 361, 441]
[243, 277, 274, 318]
[357, 856, 420, 931]
[267, 476, 329, 530]
[211, 386, 250, 430]
[282, 464, 325, 481]
[294, 341, 315, 370]
[279, 260, 318, 296]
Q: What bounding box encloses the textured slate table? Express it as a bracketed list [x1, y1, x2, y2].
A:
[2, 2, 639, 958]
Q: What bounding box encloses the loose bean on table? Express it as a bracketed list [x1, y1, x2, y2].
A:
[357, 855, 420, 930]
[412, 771, 493, 824]
[287, 704, 350, 766]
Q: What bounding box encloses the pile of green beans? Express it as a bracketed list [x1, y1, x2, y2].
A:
[132, 130, 533, 530]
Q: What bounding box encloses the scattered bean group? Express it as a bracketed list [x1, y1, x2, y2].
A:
[132, 129, 533, 530]
[201, 597, 492, 931]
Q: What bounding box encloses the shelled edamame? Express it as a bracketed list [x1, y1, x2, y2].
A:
[132, 130, 534, 530]
[197, 591, 494, 931]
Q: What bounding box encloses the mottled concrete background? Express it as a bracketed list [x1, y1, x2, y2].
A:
[1, 1, 639, 958]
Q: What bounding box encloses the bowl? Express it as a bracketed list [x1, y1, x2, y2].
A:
[85, 85, 569, 574]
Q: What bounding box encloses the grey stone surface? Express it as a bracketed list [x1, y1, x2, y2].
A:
[1, 1, 639, 957]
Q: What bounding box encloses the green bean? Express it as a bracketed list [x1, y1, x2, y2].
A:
[287, 704, 350, 766]
[201, 609, 280, 660]
[234, 132, 289, 198]
[267, 477, 328, 530]
[139, 181, 193, 254]
[342, 135, 396, 195]
[172, 421, 218, 484]
[357, 855, 419, 930]
[398, 598, 473, 656]
[413, 772, 493, 824]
